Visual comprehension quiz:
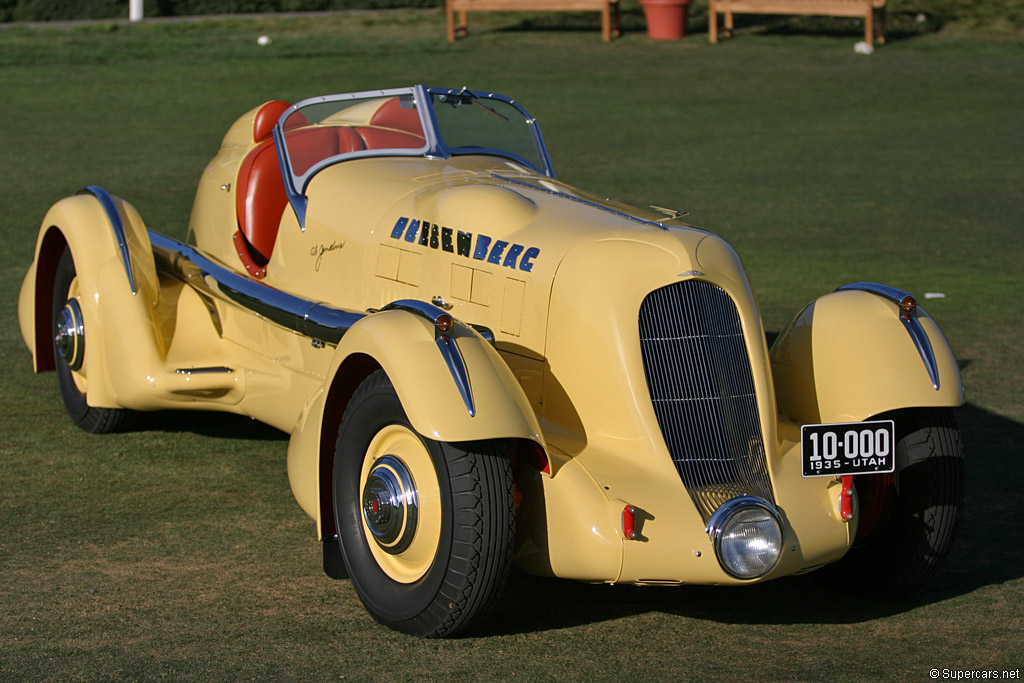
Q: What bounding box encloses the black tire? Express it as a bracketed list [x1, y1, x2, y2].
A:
[820, 407, 964, 598]
[52, 247, 130, 433]
[333, 370, 515, 637]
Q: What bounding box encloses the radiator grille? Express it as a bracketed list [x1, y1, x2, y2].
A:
[638, 280, 774, 523]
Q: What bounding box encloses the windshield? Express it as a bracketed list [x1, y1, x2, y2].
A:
[428, 88, 549, 174]
[277, 86, 551, 193]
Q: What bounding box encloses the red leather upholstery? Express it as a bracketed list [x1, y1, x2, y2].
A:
[235, 138, 287, 264]
[356, 97, 425, 150]
[252, 100, 291, 143]
[369, 97, 423, 135]
[236, 101, 349, 275]
[356, 127, 424, 150]
[234, 98, 423, 276]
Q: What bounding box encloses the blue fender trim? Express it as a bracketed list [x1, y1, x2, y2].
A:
[836, 282, 940, 390]
[380, 299, 476, 417]
[79, 185, 137, 295]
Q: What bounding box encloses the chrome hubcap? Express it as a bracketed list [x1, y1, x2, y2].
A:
[362, 455, 418, 555]
[54, 298, 85, 371]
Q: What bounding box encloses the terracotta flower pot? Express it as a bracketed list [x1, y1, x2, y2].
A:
[641, 0, 692, 40]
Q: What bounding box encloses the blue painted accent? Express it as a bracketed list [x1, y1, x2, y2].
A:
[519, 246, 540, 272]
[472, 235, 491, 260]
[390, 217, 408, 239]
[404, 219, 420, 243]
[80, 186, 136, 295]
[436, 335, 475, 417]
[379, 299, 476, 417]
[900, 315, 941, 390]
[503, 244, 524, 269]
[486, 240, 509, 265]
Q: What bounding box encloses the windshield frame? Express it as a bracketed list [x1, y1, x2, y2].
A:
[272, 85, 554, 227]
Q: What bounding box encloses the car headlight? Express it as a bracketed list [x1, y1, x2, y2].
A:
[705, 497, 783, 580]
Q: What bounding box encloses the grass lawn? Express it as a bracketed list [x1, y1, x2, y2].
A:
[1, 9, 1022, 681]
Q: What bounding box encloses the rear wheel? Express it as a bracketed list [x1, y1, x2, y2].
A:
[333, 370, 515, 637]
[822, 408, 964, 598]
[52, 247, 129, 433]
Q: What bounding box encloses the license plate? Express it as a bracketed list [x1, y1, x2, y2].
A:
[801, 420, 896, 477]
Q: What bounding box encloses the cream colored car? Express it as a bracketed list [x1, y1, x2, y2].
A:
[19, 86, 964, 637]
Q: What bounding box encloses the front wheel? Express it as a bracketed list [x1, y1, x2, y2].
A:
[333, 370, 515, 637]
[821, 407, 964, 598]
[52, 247, 130, 433]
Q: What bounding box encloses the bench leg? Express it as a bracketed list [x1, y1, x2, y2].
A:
[446, 0, 456, 41]
[865, 8, 873, 45]
[602, 5, 611, 41]
[724, 10, 734, 36]
[709, 0, 718, 42]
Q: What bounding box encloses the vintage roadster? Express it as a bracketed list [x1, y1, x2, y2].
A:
[18, 86, 964, 637]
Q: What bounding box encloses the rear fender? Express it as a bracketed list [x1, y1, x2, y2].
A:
[771, 284, 963, 425]
[286, 307, 544, 537]
[18, 188, 162, 407]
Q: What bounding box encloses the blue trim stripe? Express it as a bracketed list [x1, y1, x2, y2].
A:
[80, 186, 137, 295]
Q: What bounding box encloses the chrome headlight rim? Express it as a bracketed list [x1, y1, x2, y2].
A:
[705, 496, 783, 580]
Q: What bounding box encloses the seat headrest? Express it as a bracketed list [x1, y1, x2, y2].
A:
[252, 100, 292, 143]
[370, 97, 422, 135]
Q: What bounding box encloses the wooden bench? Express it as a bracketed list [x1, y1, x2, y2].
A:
[446, 0, 622, 42]
[708, 0, 886, 46]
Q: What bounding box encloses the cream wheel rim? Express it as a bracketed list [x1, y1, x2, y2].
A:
[359, 425, 441, 583]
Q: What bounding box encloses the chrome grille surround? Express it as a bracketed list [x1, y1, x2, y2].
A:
[638, 280, 775, 523]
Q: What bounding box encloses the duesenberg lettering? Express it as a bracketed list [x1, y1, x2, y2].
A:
[389, 217, 539, 272]
[311, 241, 345, 272]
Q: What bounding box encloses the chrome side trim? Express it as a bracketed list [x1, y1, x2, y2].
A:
[380, 298, 450, 331]
[175, 366, 233, 375]
[491, 175, 679, 232]
[80, 186, 137, 295]
[150, 235, 478, 416]
[836, 282, 940, 390]
[149, 231, 364, 344]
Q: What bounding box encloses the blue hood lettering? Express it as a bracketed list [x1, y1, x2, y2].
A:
[389, 217, 539, 272]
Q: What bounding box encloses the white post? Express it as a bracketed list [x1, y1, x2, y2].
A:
[129, 0, 143, 22]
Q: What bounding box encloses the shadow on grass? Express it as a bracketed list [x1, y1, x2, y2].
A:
[133, 409, 288, 441]
[479, 401, 1022, 635]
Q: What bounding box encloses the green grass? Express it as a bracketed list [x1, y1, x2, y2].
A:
[1, 11, 1023, 681]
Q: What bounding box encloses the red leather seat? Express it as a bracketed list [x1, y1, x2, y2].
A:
[233, 101, 291, 277]
[233, 98, 421, 277]
[234, 103, 355, 277]
[356, 97, 425, 150]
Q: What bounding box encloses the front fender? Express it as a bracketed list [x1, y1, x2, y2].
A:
[286, 307, 544, 535]
[18, 189, 161, 405]
[771, 286, 964, 425]
[337, 309, 543, 443]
